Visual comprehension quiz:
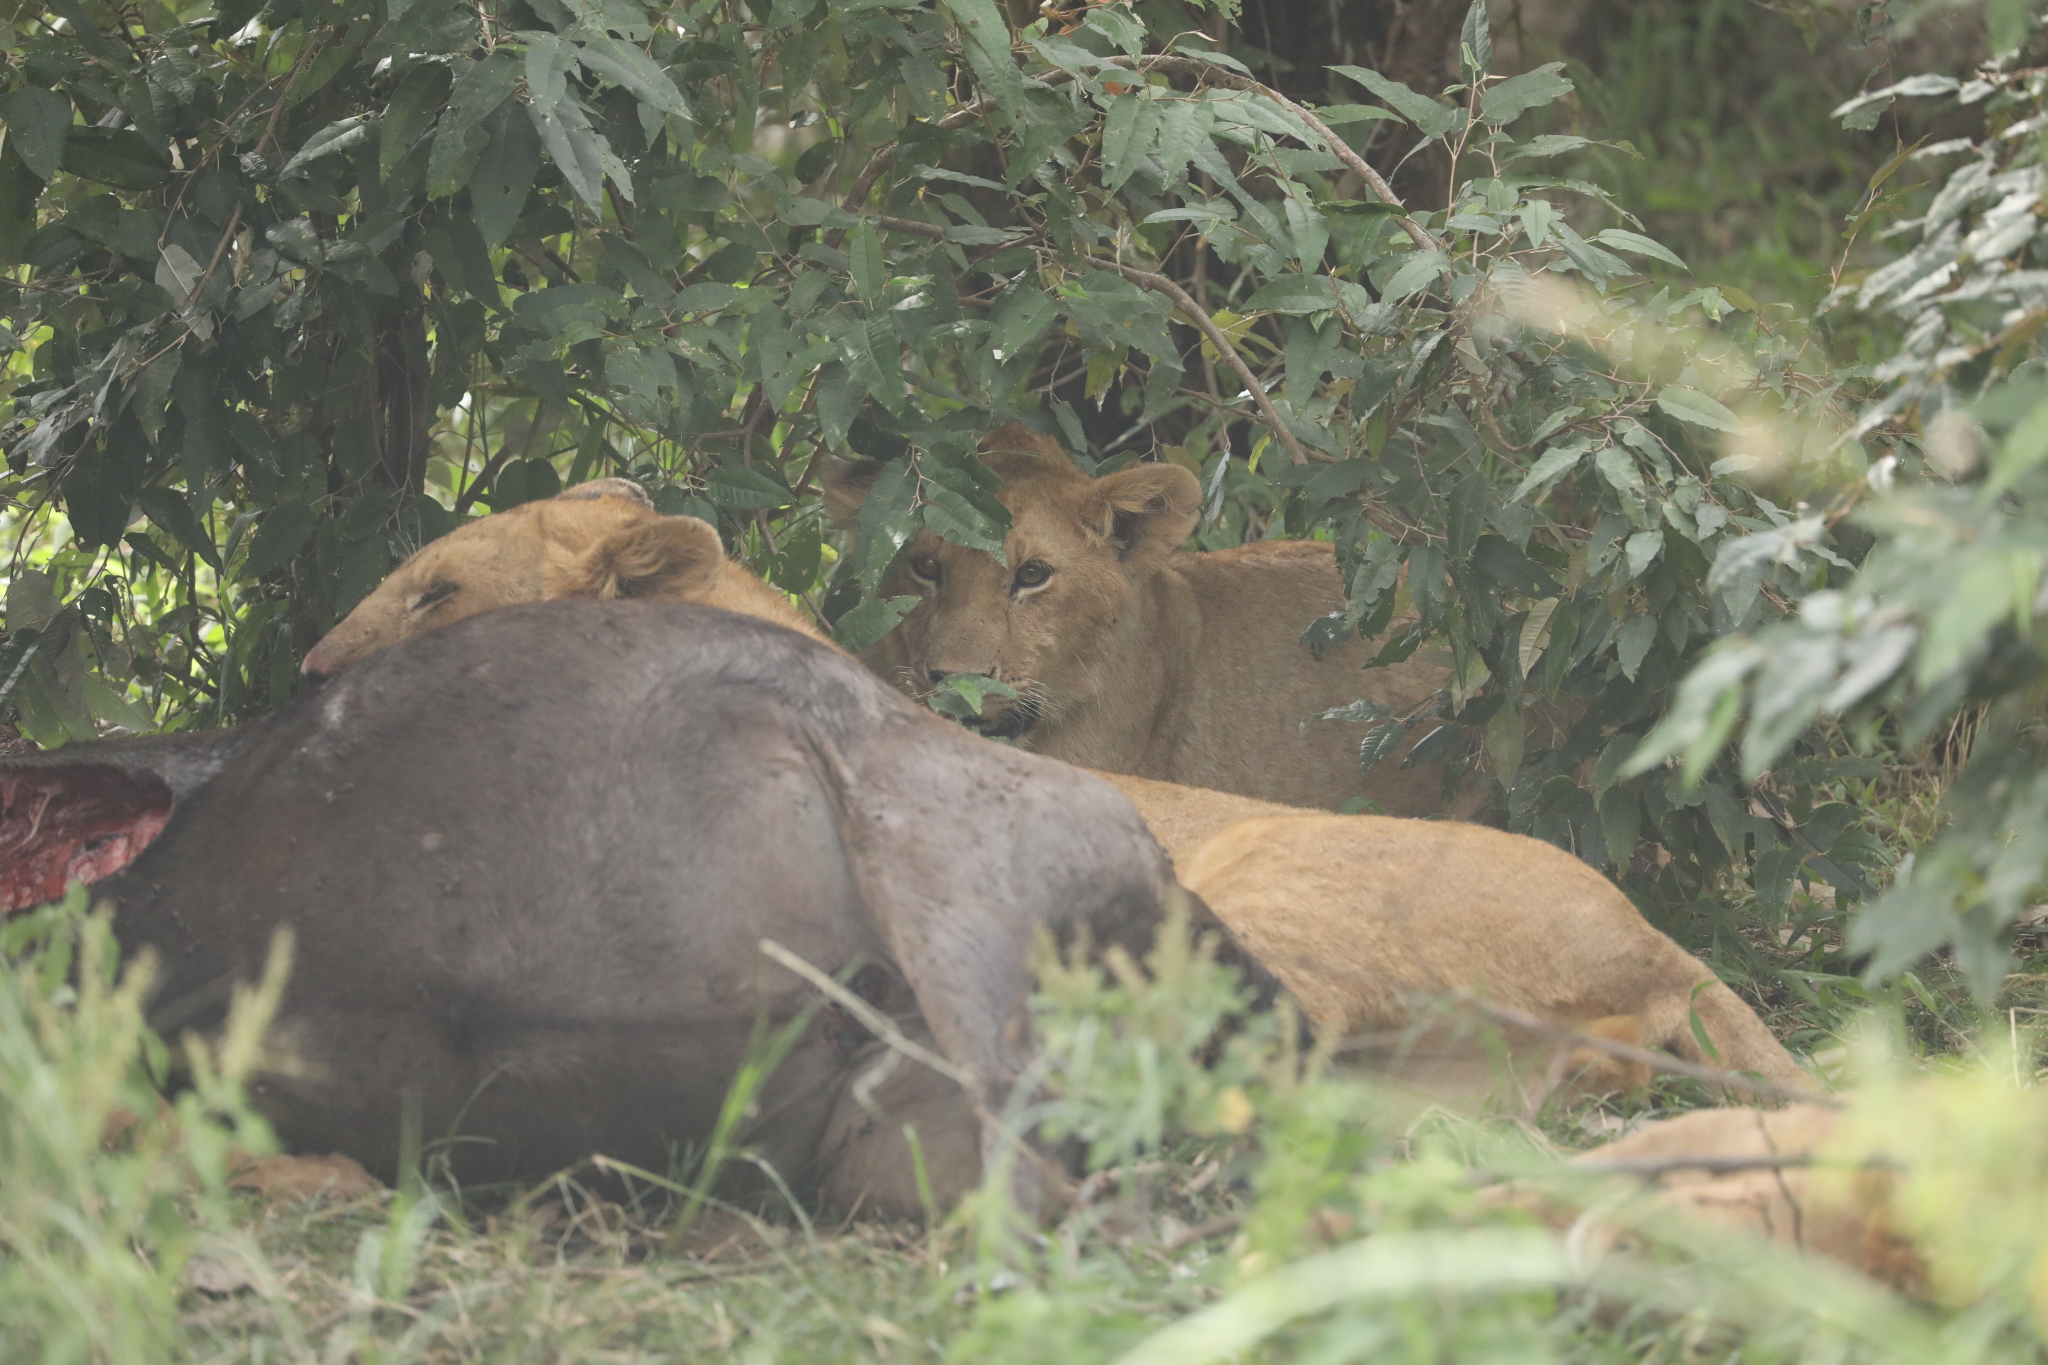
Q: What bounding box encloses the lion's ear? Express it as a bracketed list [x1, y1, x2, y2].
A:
[550, 516, 727, 602]
[556, 476, 651, 507]
[1092, 462, 1201, 559]
[820, 458, 886, 528]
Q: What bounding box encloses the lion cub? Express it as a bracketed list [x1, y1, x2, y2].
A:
[306, 489, 1811, 1107]
[824, 426, 1474, 817]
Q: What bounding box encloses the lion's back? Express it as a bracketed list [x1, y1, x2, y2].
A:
[1154, 541, 1451, 810]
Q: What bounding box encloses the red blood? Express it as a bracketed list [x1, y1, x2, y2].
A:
[0, 766, 172, 914]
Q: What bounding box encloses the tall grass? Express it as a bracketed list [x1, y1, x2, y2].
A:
[5, 890, 2048, 1361]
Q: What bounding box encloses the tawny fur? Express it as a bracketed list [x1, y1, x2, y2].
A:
[302, 500, 1809, 1108]
[824, 425, 1471, 816]
[1173, 806, 1810, 1101]
[1548, 1103, 1924, 1293]
[302, 486, 821, 676]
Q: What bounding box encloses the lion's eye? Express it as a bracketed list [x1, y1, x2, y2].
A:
[413, 581, 459, 612]
[908, 553, 942, 583]
[1014, 561, 1053, 590]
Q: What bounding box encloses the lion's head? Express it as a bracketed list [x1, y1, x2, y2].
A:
[302, 480, 821, 677]
[823, 426, 1200, 741]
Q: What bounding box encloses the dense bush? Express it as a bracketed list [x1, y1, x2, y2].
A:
[1634, 14, 2048, 992]
[0, 0, 1893, 951]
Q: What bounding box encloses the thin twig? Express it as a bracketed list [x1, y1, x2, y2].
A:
[757, 938, 1080, 1203]
[1124, 56, 1439, 253]
[841, 76, 1078, 212]
[1454, 998, 1839, 1108]
[1083, 254, 1315, 466]
[758, 939, 972, 1086]
[838, 54, 1433, 254]
[256, 37, 324, 163]
[180, 201, 242, 313]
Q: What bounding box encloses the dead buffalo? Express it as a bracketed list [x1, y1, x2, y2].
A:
[0, 601, 1219, 1215]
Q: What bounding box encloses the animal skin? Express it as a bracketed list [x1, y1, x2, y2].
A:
[303, 492, 1811, 1105]
[823, 425, 1471, 815]
[5, 603, 1244, 1217]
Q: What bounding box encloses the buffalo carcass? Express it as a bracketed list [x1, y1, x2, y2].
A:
[0, 601, 1231, 1214]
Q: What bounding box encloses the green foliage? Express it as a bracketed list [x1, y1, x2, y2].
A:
[966, 915, 2048, 1365]
[0, 0, 1886, 935]
[0, 887, 284, 1364]
[1633, 25, 2048, 994]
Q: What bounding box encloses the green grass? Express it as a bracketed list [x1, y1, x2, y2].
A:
[10, 757, 2048, 1365]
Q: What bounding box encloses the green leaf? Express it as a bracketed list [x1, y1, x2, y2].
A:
[1504, 136, 1589, 165]
[1616, 613, 1658, 680]
[1478, 63, 1573, 126]
[943, 0, 1028, 120]
[527, 95, 610, 209]
[427, 53, 520, 198]
[0, 87, 71, 181]
[470, 100, 543, 248]
[1380, 249, 1446, 303]
[647, 172, 731, 213]
[990, 285, 1057, 360]
[1989, 393, 2048, 492]
[706, 465, 792, 510]
[1656, 385, 1741, 433]
[1590, 228, 1687, 271]
[849, 220, 886, 299]
[811, 364, 859, 451]
[573, 30, 692, 121]
[1989, 0, 2032, 53]
[1356, 721, 1406, 774]
[833, 594, 919, 652]
[381, 64, 452, 183]
[943, 223, 1023, 245]
[1624, 528, 1664, 579]
[921, 463, 1009, 558]
[1241, 275, 1340, 315]
[280, 115, 372, 176]
[61, 127, 169, 190]
[525, 31, 576, 112]
[837, 316, 904, 415]
[605, 344, 678, 427]
[1598, 786, 1639, 869]
[1459, 0, 1493, 75]
[1329, 67, 1460, 139]
[1512, 438, 1587, 501]
[135, 486, 221, 569]
[239, 499, 317, 580]
[367, 0, 476, 59]
[849, 459, 919, 588]
[1473, 535, 1559, 596]
[1152, 98, 1210, 187]
[1594, 444, 1642, 497]
[1916, 551, 2019, 691]
[1100, 91, 1162, 194]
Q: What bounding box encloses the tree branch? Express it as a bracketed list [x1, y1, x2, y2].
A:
[839, 55, 1436, 257]
[1125, 56, 1441, 254]
[1452, 998, 1837, 1108]
[1084, 254, 1316, 467]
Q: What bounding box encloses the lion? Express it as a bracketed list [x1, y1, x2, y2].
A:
[304, 493, 1812, 1106]
[1514, 1102, 1926, 1294]
[823, 425, 1468, 816]
[300, 478, 821, 677]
